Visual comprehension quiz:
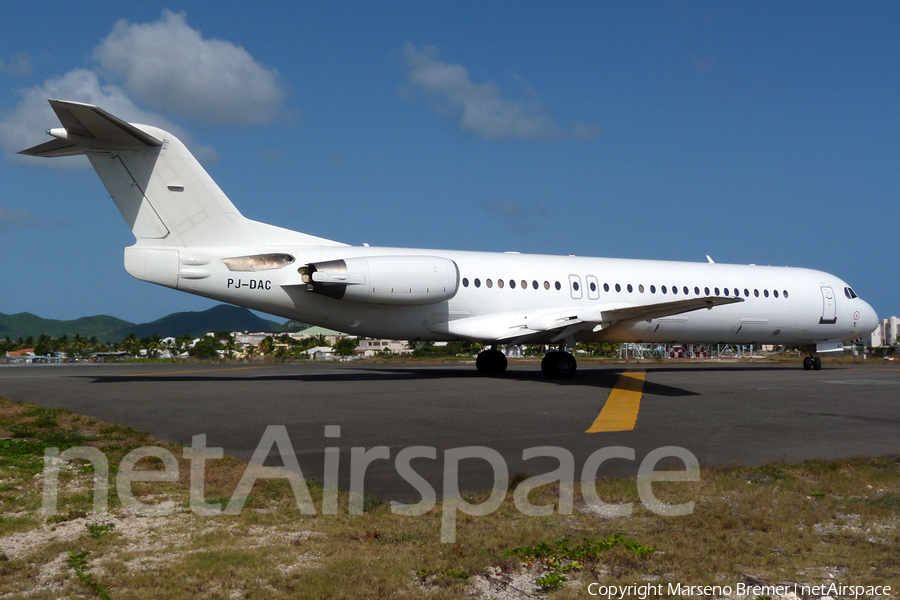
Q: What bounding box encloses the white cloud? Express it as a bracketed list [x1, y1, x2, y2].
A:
[0, 205, 41, 229]
[92, 10, 285, 126]
[401, 44, 599, 141]
[0, 53, 32, 76]
[0, 69, 216, 167]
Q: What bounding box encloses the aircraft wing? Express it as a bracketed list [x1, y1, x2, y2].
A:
[19, 100, 162, 157]
[499, 296, 744, 343]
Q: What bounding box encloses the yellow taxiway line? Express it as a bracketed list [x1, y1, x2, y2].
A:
[586, 370, 646, 433]
[121, 366, 278, 377]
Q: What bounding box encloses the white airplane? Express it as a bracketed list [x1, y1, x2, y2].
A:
[22, 100, 878, 377]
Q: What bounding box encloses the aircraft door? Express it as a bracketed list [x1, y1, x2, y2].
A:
[569, 275, 583, 299]
[819, 286, 837, 324]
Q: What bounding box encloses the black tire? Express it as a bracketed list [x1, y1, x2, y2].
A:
[803, 356, 813, 370]
[541, 351, 560, 378]
[813, 356, 822, 371]
[556, 352, 577, 378]
[476, 349, 507, 376]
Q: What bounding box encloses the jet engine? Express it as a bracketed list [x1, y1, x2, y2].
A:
[299, 255, 459, 305]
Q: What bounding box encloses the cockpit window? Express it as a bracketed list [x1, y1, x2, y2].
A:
[844, 287, 858, 299]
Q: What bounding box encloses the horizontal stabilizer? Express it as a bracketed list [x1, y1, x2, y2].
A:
[19, 100, 162, 157]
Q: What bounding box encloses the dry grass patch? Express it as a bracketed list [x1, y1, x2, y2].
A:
[2, 396, 899, 598]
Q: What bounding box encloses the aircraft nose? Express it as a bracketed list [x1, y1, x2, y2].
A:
[857, 301, 879, 336]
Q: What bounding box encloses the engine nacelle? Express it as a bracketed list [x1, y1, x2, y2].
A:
[299, 255, 459, 305]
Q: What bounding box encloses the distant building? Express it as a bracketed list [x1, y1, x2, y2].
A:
[866, 317, 899, 347]
[301, 346, 336, 360]
[357, 339, 412, 357]
[289, 326, 347, 348]
[3, 349, 36, 364]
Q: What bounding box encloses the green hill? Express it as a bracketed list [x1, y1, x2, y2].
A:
[109, 305, 285, 340]
[1, 305, 285, 342]
[0, 312, 133, 341]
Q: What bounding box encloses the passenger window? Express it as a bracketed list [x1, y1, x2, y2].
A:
[463, 278, 469, 287]
[683, 286, 689, 295]
[486, 279, 493, 288]
[783, 290, 789, 298]
[773, 290, 779, 298]
[474, 278, 481, 288]
[744, 289, 749, 297]
[714, 287, 720, 295]
[661, 285, 667, 294]
[555, 281, 561, 290]
[704, 287, 710, 295]
[764, 289, 769, 297]
[671, 285, 678, 295]
[724, 288, 729, 296]
[650, 285, 656, 293]
[639, 284, 645, 293]
[543, 281, 550, 290]
[694, 286, 700, 295]
[603, 283, 610, 292]
[521, 280, 527, 290]
[498, 279, 504, 288]
[627, 284, 633, 293]
[510, 279, 516, 289]
[532, 280, 539, 290]
[615, 283, 621, 292]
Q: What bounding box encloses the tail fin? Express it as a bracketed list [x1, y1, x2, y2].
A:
[21, 100, 338, 248]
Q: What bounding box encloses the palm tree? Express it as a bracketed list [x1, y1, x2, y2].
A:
[222, 334, 238, 359]
[258, 336, 275, 357]
[143, 334, 162, 359]
[121, 333, 140, 355]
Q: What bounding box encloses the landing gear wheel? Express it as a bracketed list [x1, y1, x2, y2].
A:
[541, 351, 561, 378]
[541, 351, 577, 379]
[476, 349, 507, 376]
[813, 356, 822, 370]
[803, 356, 813, 370]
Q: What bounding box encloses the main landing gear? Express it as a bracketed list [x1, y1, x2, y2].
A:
[541, 347, 577, 379]
[475, 344, 578, 379]
[802, 354, 822, 371]
[475, 346, 507, 376]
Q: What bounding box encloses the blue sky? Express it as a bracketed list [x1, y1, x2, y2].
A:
[1, 2, 898, 325]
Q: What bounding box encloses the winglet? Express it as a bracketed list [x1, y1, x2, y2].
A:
[19, 100, 162, 157]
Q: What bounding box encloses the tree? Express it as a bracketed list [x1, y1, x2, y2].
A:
[189, 336, 222, 360]
[142, 334, 162, 358]
[222, 334, 238, 359]
[334, 337, 358, 357]
[258, 336, 275, 357]
[121, 333, 140, 355]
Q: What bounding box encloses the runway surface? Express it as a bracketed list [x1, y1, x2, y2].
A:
[2, 361, 898, 500]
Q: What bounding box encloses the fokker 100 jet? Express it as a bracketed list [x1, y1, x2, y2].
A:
[21, 100, 878, 377]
